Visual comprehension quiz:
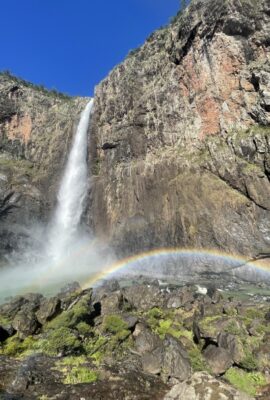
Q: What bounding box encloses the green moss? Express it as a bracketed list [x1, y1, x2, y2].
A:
[46, 293, 91, 331]
[224, 368, 266, 396]
[56, 356, 99, 385]
[0, 315, 11, 326]
[38, 327, 81, 356]
[76, 322, 92, 336]
[0, 335, 36, 357]
[102, 315, 129, 334]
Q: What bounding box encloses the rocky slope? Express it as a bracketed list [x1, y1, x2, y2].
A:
[89, 0, 270, 258]
[0, 73, 88, 261]
[0, 279, 270, 399]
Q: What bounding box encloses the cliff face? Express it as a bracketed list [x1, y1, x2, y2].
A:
[89, 0, 270, 257]
[0, 74, 87, 260]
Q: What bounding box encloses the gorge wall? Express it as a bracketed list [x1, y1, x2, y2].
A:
[88, 0, 270, 257]
[1, 0, 270, 262]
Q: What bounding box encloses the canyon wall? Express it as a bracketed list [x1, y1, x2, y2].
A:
[88, 0, 270, 257]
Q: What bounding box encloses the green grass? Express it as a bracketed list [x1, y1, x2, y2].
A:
[56, 356, 99, 385]
[225, 368, 266, 396]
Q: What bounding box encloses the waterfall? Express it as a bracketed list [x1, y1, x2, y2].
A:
[47, 99, 94, 262]
[0, 97, 113, 302]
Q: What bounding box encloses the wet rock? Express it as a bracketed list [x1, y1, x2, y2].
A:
[164, 372, 255, 400]
[12, 311, 40, 339]
[36, 297, 61, 325]
[203, 345, 233, 375]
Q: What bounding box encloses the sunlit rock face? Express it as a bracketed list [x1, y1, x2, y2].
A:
[0, 74, 88, 260]
[89, 0, 270, 257]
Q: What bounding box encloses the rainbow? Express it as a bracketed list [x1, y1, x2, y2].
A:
[81, 247, 270, 289]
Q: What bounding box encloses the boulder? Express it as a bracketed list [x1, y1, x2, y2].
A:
[0, 293, 43, 320]
[123, 284, 166, 311]
[36, 297, 61, 325]
[162, 335, 191, 382]
[217, 333, 245, 364]
[167, 287, 195, 309]
[203, 345, 233, 375]
[133, 323, 162, 354]
[99, 291, 123, 315]
[164, 372, 255, 400]
[12, 311, 40, 339]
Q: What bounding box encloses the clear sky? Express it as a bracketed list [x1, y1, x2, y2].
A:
[0, 0, 181, 97]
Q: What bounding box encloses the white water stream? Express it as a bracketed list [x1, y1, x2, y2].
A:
[46, 99, 94, 262]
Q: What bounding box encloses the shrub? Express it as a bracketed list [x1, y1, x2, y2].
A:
[38, 327, 81, 356]
[102, 315, 128, 334]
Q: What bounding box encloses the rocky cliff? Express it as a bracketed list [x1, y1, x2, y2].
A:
[1, 0, 270, 262]
[89, 0, 270, 258]
[0, 73, 88, 261]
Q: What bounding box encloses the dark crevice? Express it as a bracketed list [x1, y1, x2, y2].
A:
[202, 338, 217, 351]
[250, 73, 260, 92]
[102, 142, 119, 151]
[173, 22, 202, 65]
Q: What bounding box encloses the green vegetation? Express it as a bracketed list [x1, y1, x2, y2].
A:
[225, 368, 266, 396]
[37, 327, 81, 356]
[224, 320, 242, 336]
[102, 315, 128, 334]
[76, 322, 92, 336]
[188, 346, 209, 372]
[0, 70, 71, 100]
[56, 356, 99, 385]
[46, 293, 91, 331]
[0, 335, 36, 357]
[0, 157, 35, 176]
[239, 352, 259, 371]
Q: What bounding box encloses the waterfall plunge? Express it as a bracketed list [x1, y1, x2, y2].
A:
[0, 99, 113, 302]
[47, 99, 94, 262]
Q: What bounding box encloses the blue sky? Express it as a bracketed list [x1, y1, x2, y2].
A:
[0, 0, 181, 96]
